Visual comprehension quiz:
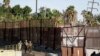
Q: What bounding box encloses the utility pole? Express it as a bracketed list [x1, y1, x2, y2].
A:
[87, 0, 99, 14]
[36, 0, 38, 18]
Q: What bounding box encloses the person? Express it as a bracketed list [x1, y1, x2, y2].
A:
[18, 41, 22, 51]
[24, 40, 28, 53]
[95, 52, 100, 56]
[91, 51, 96, 56]
[28, 41, 32, 52]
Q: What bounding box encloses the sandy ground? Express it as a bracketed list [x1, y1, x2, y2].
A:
[22, 51, 59, 56]
[0, 50, 59, 56]
[0, 50, 22, 56]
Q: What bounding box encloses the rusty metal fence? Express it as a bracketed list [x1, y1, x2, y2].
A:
[0, 19, 62, 51]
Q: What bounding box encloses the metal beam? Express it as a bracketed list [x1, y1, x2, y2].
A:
[87, 0, 99, 14]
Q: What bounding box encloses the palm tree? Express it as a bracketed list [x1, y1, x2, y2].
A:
[64, 6, 77, 26]
[52, 9, 63, 26]
[64, 5, 77, 37]
[3, 0, 10, 8]
[3, 0, 10, 5]
[81, 10, 98, 26]
[63, 6, 77, 56]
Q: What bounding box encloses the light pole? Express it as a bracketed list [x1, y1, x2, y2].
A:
[36, 0, 38, 18]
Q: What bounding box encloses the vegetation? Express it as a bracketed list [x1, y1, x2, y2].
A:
[0, 0, 63, 24]
[0, 1, 32, 22]
[94, 14, 100, 23]
[81, 10, 98, 26]
[3, 0, 10, 8]
[63, 5, 77, 25]
[0, 0, 99, 26]
[0, 0, 77, 26]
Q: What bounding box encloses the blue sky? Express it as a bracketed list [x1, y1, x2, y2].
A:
[0, 0, 100, 20]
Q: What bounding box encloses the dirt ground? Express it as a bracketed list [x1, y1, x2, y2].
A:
[22, 51, 46, 56]
[22, 51, 60, 56]
[0, 49, 60, 56]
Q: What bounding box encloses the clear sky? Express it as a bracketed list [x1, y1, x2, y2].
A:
[0, 0, 100, 21]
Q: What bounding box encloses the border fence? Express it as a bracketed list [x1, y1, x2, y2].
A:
[61, 25, 100, 56]
[0, 19, 100, 56]
[0, 19, 62, 51]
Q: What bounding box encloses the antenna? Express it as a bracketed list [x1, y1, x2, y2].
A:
[87, 0, 99, 14]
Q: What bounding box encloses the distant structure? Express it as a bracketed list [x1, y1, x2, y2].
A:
[87, 0, 99, 14]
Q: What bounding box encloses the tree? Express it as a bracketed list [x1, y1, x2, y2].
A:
[81, 10, 98, 26]
[52, 9, 63, 26]
[0, 6, 4, 15]
[94, 14, 100, 23]
[52, 9, 61, 18]
[64, 5, 77, 25]
[0, 6, 5, 22]
[0, 4, 12, 22]
[3, 0, 10, 4]
[23, 6, 32, 19]
[11, 5, 23, 21]
[45, 8, 52, 19]
[0, 0, 33, 21]
[63, 6, 77, 56]
[3, 0, 10, 8]
[39, 7, 46, 19]
[11, 5, 23, 16]
[38, 7, 52, 19]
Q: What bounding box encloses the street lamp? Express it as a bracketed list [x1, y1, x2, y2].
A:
[36, 0, 38, 18]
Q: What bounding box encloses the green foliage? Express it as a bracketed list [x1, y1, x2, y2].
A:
[38, 7, 52, 19]
[3, 0, 10, 8]
[37, 7, 62, 19]
[3, 0, 10, 4]
[45, 8, 52, 19]
[82, 10, 92, 24]
[52, 9, 61, 18]
[94, 15, 100, 23]
[66, 6, 74, 12]
[0, 3, 32, 22]
[0, 6, 11, 14]
[82, 10, 98, 26]
[82, 10, 93, 19]
[32, 7, 63, 25]
[52, 9, 63, 25]
[11, 5, 23, 16]
[10, 5, 32, 20]
[0, 0, 79, 26]
[0, 6, 4, 15]
[23, 6, 32, 17]
[64, 5, 76, 24]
